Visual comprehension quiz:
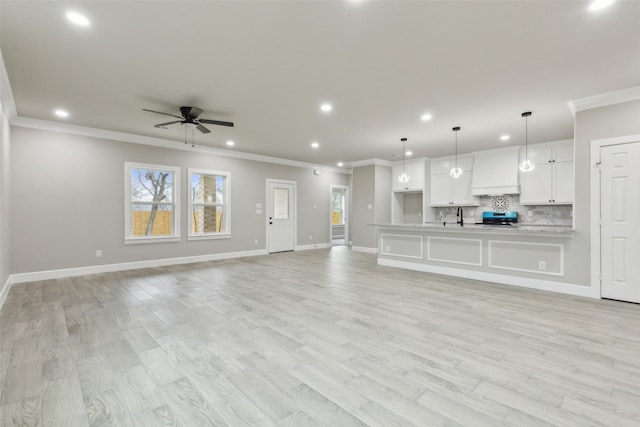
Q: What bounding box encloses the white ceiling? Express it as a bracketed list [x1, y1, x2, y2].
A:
[2, 1, 639, 168]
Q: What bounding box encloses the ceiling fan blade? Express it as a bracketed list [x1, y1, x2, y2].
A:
[199, 118, 234, 127]
[142, 108, 183, 119]
[196, 123, 211, 134]
[180, 106, 203, 119]
[153, 120, 182, 128]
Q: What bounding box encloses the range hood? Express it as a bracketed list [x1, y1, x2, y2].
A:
[471, 146, 521, 196]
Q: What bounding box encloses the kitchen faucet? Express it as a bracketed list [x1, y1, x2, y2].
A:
[456, 207, 463, 226]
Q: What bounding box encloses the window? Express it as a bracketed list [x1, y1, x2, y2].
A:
[125, 162, 180, 244]
[273, 188, 289, 219]
[332, 192, 345, 225]
[188, 168, 230, 240]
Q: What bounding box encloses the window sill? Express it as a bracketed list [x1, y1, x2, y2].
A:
[125, 236, 181, 245]
[188, 233, 231, 241]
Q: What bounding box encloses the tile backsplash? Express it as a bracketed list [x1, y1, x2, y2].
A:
[434, 195, 573, 225]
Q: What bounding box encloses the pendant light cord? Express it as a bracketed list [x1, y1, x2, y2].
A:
[402, 140, 406, 175]
[524, 114, 528, 158]
[454, 130, 458, 169]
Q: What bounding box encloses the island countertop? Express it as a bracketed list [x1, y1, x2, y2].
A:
[370, 222, 574, 236]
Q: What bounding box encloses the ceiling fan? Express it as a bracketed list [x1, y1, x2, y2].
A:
[143, 106, 234, 134]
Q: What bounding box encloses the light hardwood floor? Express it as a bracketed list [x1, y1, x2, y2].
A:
[0, 247, 639, 426]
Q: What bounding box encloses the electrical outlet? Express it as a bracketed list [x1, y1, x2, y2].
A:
[309, 235, 313, 240]
[538, 261, 546, 270]
[95, 250, 102, 258]
[528, 210, 533, 218]
[254, 239, 258, 245]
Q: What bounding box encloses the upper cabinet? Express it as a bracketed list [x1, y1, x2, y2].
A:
[430, 154, 479, 206]
[392, 158, 425, 192]
[470, 146, 521, 196]
[519, 140, 574, 205]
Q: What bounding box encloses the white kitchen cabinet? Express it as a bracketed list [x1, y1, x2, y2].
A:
[470, 146, 521, 195]
[392, 158, 425, 192]
[519, 140, 573, 205]
[430, 155, 479, 207]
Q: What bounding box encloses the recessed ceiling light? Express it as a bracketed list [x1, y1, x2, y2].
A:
[54, 109, 69, 118]
[66, 11, 90, 26]
[500, 134, 510, 141]
[311, 141, 320, 148]
[320, 103, 333, 113]
[405, 151, 413, 156]
[589, 0, 615, 11]
[226, 140, 235, 146]
[420, 113, 432, 122]
[337, 162, 344, 167]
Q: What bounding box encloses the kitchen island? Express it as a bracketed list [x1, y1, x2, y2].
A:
[370, 223, 594, 297]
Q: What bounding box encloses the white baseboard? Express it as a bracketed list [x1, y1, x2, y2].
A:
[0, 275, 11, 312]
[295, 243, 331, 251]
[9, 249, 269, 285]
[378, 258, 599, 299]
[351, 246, 378, 254]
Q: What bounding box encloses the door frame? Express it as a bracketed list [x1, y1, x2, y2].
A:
[266, 178, 297, 253]
[590, 133, 640, 296]
[330, 184, 349, 246]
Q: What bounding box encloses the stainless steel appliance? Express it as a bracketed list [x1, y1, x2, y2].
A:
[481, 211, 518, 225]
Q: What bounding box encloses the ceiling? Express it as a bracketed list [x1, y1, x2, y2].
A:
[2, 1, 639, 169]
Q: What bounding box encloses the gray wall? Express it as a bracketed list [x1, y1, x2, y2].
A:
[572, 99, 640, 285]
[351, 164, 391, 249]
[0, 99, 9, 287]
[10, 126, 349, 274]
[374, 165, 391, 225]
[351, 165, 375, 248]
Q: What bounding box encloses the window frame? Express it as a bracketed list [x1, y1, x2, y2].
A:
[187, 168, 231, 241]
[124, 162, 180, 244]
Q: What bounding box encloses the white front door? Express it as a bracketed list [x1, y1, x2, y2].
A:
[267, 180, 295, 253]
[600, 142, 640, 303]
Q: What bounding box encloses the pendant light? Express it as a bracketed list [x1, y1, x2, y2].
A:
[398, 137, 410, 183]
[449, 127, 462, 178]
[519, 111, 535, 172]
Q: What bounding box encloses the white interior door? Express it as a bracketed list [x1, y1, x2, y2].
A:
[267, 180, 295, 253]
[600, 142, 640, 303]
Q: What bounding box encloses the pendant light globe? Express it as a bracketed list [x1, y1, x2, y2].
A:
[449, 127, 462, 178]
[398, 138, 410, 183]
[519, 112, 535, 172]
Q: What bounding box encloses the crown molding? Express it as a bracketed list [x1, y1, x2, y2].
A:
[0, 49, 18, 122]
[567, 85, 640, 116]
[11, 116, 351, 175]
[350, 158, 393, 168]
